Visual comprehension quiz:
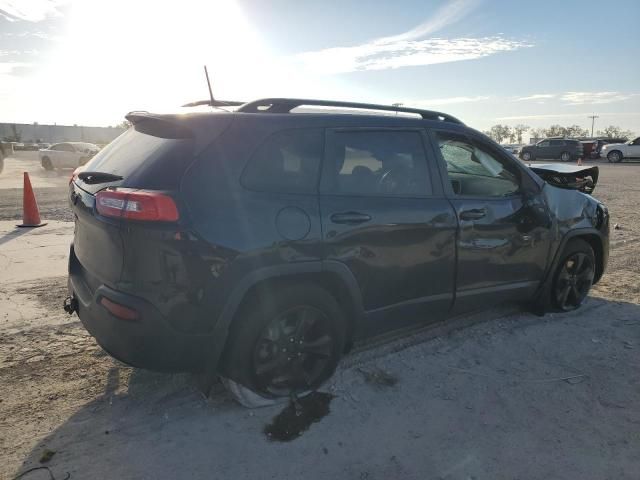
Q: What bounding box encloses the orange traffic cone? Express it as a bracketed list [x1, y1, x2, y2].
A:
[17, 172, 47, 228]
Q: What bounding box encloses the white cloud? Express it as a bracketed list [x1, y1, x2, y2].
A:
[414, 95, 490, 106]
[295, 0, 532, 74]
[495, 112, 640, 121]
[0, 0, 67, 22]
[561, 91, 639, 105]
[515, 94, 556, 101]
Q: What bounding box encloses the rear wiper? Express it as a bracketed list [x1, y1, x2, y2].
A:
[77, 171, 124, 184]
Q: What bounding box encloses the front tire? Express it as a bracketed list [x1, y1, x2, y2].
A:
[521, 151, 532, 161]
[551, 239, 595, 312]
[560, 151, 571, 162]
[221, 283, 346, 405]
[607, 151, 622, 163]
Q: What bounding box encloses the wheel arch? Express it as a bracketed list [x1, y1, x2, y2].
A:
[204, 261, 364, 378]
[548, 229, 606, 286]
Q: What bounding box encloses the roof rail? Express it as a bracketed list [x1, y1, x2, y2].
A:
[236, 98, 464, 124]
[181, 99, 246, 107]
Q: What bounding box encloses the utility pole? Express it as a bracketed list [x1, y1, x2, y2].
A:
[587, 114, 599, 138]
[392, 102, 403, 116]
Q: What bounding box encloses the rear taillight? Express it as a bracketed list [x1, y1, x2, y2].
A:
[95, 189, 179, 222]
[70, 166, 84, 185]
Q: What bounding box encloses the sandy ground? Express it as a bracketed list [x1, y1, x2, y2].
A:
[0, 154, 638, 479]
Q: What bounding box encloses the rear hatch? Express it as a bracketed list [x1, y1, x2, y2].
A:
[70, 112, 232, 287]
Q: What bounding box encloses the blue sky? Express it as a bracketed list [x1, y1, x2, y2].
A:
[0, 0, 639, 137]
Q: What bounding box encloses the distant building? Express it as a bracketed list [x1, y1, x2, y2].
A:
[0, 122, 126, 144]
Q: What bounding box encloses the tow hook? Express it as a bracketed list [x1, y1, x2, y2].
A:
[63, 296, 78, 315]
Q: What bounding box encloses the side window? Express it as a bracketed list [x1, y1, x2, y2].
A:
[538, 140, 550, 147]
[632, 137, 640, 146]
[241, 128, 323, 194]
[50, 144, 62, 151]
[58, 144, 74, 152]
[435, 131, 521, 197]
[321, 130, 431, 196]
[550, 140, 563, 146]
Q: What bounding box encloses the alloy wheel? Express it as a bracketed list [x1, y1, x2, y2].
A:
[252, 305, 334, 396]
[554, 253, 594, 311]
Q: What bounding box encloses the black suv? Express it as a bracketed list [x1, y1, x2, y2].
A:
[520, 138, 584, 162]
[66, 98, 609, 405]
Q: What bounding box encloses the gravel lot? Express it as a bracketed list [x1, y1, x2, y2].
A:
[0, 153, 638, 479]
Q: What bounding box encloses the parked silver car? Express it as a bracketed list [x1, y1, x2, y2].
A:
[39, 142, 99, 170]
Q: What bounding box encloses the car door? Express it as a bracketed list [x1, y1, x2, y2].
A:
[628, 137, 640, 158]
[549, 139, 565, 159]
[535, 140, 550, 158]
[431, 129, 552, 313]
[59, 143, 78, 167]
[319, 127, 457, 336]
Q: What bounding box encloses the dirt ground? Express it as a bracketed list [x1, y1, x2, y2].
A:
[0, 154, 638, 479]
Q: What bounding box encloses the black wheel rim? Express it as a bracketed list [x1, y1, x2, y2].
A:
[554, 252, 594, 311]
[252, 306, 334, 396]
[561, 152, 570, 161]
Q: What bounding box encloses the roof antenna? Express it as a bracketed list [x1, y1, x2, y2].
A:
[204, 65, 215, 106]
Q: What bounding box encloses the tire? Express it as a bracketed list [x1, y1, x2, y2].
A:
[220, 283, 347, 406]
[521, 151, 532, 161]
[550, 239, 595, 312]
[607, 150, 622, 163]
[560, 151, 571, 162]
[42, 156, 53, 171]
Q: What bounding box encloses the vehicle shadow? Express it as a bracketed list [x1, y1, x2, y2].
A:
[13, 297, 640, 479]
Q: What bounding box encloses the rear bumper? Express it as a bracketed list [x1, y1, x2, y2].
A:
[68, 246, 211, 372]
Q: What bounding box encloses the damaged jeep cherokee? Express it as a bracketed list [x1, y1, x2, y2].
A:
[65, 98, 609, 406]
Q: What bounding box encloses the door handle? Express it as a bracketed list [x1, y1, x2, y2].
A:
[459, 208, 486, 221]
[330, 212, 372, 225]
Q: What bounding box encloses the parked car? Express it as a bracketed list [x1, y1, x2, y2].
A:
[502, 144, 522, 156]
[600, 137, 640, 163]
[520, 138, 584, 162]
[65, 98, 609, 406]
[579, 140, 597, 159]
[39, 142, 100, 170]
[22, 142, 40, 151]
[0, 142, 9, 174]
[591, 138, 627, 159]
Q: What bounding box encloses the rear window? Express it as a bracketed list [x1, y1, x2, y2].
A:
[82, 128, 194, 190]
[241, 128, 323, 194]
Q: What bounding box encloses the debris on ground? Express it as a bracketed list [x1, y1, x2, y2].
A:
[264, 392, 334, 442]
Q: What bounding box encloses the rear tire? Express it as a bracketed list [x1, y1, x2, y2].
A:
[560, 151, 571, 162]
[550, 239, 595, 312]
[220, 283, 346, 406]
[607, 150, 622, 163]
[42, 156, 53, 170]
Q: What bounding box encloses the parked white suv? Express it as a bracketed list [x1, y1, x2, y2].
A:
[601, 137, 640, 163]
[39, 142, 99, 170]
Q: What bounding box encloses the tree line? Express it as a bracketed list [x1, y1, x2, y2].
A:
[483, 124, 636, 144]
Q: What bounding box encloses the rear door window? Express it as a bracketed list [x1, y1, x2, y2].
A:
[321, 130, 432, 196]
[241, 128, 323, 194]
